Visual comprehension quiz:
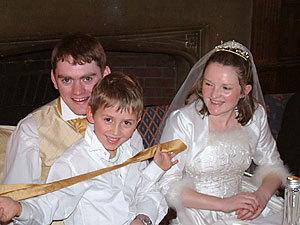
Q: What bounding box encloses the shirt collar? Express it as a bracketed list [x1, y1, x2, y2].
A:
[84, 124, 132, 162]
[60, 97, 86, 121]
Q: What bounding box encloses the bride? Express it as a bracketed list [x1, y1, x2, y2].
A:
[158, 41, 289, 225]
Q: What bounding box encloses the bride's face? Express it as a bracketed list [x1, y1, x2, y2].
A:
[202, 62, 246, 118]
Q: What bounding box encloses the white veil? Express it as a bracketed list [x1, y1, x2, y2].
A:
[155, 40, 265, 144]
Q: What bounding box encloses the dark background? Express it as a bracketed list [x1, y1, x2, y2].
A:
[0, 0, 299, 125]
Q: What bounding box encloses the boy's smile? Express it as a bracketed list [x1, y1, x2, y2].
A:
[87, 105, 139, 158]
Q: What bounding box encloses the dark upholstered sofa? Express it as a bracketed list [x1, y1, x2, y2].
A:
[0, 93, 295, 182]
[0, 93, 295, 225]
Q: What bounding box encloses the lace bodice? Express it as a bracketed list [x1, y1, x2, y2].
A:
[185, 128, 252, 198]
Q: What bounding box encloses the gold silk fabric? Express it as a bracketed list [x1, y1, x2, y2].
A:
[32, 100, 86, 225]
[0, 139, 187, 201]
[33, 99, 83, 183]
[0, 126, 16, 184]
[67, 118, 88, 136]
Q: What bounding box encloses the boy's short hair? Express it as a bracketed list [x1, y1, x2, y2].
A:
[51, 32, 106, 75]
[89, 72, 144, 119]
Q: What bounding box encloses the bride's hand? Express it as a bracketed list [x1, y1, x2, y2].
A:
[219, 192, 259, 213]
[236, 190, 268, 220]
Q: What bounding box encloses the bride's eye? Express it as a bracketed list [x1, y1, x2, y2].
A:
[204, 82, 212, 87]
[223, 86, 231, 90]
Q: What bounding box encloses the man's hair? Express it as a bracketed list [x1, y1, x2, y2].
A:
[51, 32, 106, 75]
[89, 72, 144, 119]
[186, 51, 257, 126]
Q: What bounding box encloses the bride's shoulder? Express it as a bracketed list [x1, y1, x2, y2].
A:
[246, 103, 267, 127]
[253, 103, 267, 117]
[168, 101, 204, 125]
[172, 101, 202, 115]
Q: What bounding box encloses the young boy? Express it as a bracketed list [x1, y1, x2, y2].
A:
[0, 72, 177, 225]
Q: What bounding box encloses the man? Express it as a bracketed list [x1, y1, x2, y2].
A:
[3, 33, 143, 185]
[0, 72, 173, 225]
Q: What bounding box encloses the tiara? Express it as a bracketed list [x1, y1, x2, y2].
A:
[215, 40, 249, 61]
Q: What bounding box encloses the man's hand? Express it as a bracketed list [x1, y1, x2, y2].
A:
[153, 143, 178, 171]
[0, 196, 22, 223]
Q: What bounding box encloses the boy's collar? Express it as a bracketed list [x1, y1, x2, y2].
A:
[86, 124, 132, 161]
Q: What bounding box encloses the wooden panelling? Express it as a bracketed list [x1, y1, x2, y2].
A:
[252, 0, 300, 94]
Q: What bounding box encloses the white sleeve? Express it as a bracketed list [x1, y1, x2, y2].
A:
[251, 105, 289, 186]
[157, 110, 194, 210]
[130, 129, 144, 152]
[158, 110, 191, 195]
[15, 157, 87, 224]
[3, 115, 42, 184]
[134, 161, 168, 225]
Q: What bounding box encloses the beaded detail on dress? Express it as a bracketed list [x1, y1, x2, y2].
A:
[185, 128, 252, 198]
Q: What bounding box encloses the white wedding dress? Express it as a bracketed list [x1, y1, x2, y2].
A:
[159, 101, 286, 225]
[175, 130, 283, 225]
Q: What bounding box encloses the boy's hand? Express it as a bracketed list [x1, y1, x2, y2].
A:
[153, 142, 178, 171]
[0, 196, 22, 223]
[130, 218, 144, 225]
[131, 214, 151, 225]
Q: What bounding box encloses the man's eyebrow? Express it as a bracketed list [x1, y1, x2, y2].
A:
[82, 72, 97, 78]
[57, 74, 72, 79]
[57, 72, 97, 79]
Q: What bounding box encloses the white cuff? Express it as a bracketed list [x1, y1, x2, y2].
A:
[13, 201, 32, 223]
[166, 177, 194, 210]
[143, 161, 164, 183]
[252, 164, 290, 187]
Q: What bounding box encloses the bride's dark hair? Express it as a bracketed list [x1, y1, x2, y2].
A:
[186, 51, 258, 126]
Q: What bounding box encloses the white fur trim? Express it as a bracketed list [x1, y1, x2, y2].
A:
[166, 177, 194, 210]
[251, 164, 290, 187]
[166, 177, 195, 225]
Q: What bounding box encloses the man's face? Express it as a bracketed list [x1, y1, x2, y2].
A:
[51, 57, 103, 115]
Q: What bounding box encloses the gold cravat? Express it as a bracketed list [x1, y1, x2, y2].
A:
[56, 97, 88, 136]
[67, 118, 88, 136]
[0, 139, 186, 201]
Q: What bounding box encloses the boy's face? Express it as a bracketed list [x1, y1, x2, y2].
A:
[51, 56, 103, 115]
[87, 105, 139, 158]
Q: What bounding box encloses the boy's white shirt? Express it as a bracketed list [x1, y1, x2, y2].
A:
[15, 123, 167, 225]
[3, 98, 144, 185]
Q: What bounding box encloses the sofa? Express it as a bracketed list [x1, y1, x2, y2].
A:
[0, 93, 295, 182]
[0, 93, 295, 225]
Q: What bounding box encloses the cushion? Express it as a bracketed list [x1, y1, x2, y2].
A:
[264, 93, 294, 139]
[0, 125, 16, 183]
[138, 105, 168, 148]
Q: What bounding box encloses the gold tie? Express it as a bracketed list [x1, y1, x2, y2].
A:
[56, 98, 87, 136]
[0, 139, 186, 200]
[67, 118, 88, 136]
